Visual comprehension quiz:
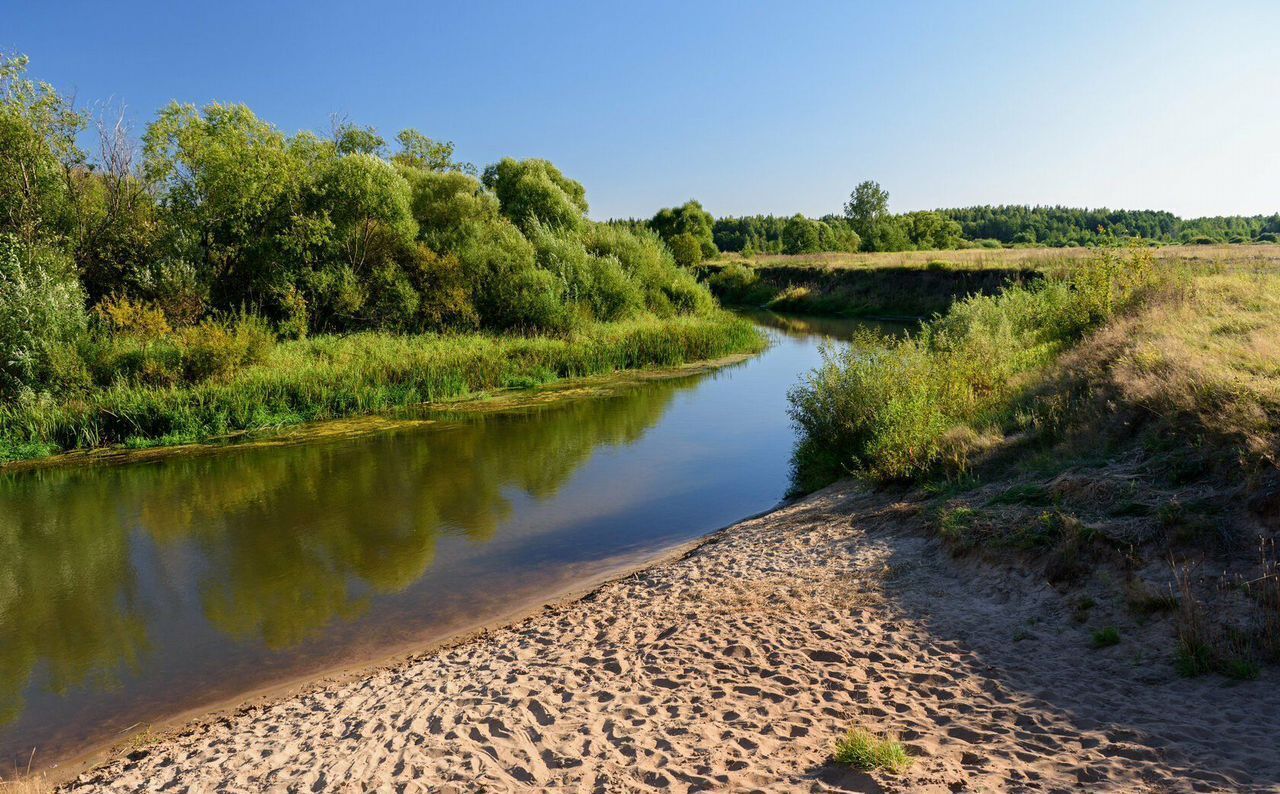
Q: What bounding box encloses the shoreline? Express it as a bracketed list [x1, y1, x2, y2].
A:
[37, 498, 786, 787]
[57, 482, 1280, 792]
[0, 350, 758, 478]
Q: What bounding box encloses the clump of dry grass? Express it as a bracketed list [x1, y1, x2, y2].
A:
[732, 242, 1280, 276]
[1109, 272, 1280, 471]
[0, 773, 51, 794]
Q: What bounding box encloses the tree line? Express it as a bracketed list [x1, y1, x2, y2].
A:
[634, 182, 1280, 257]
[0, 54, 713, 399]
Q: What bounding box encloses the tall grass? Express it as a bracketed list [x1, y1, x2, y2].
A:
[788, 247, 1164, 489]
[0, 313, 763, 463]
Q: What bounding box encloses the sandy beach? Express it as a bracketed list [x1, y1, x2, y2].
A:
[65, 483, 1280, 792]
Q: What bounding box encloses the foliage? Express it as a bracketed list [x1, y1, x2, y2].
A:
[0, 314, 762, 462]
[0, 53, 84, 245]
[0, 52, 734, 427]
[788, 247, 1162, 487]
[939, 205, 1280, 247]
[481, 157, 588, 234]
[712, 214, 859, 255]
[781, 214, 822, 254]
[0, 235, 86, 397]
[392, 128, 474, 174]
[650, 199, 717, 258]
[843, 180, 890, 242]
[667, 232, 703, 267]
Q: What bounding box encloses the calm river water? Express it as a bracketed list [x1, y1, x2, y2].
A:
[0, 313, 884, 770]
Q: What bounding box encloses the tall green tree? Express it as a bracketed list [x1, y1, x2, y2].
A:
[481, 158, 588, 234]
[843, 180, 890, 247]
[143, 102, 305, 308]
[0, 54, 85, 246]
[650, 200, 717, 258]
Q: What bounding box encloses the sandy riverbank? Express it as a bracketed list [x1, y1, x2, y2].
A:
[63, 483, 1280, 792]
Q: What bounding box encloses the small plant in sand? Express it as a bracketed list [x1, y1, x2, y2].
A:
[832, 728, 913, 775]
[1091, 627, 1121, 648]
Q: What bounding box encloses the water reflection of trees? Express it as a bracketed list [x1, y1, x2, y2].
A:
[0, 473, 149, 726]
[0, 374, 695, 725]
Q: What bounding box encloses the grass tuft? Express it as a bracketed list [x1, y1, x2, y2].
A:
[832, 729, 913, 775]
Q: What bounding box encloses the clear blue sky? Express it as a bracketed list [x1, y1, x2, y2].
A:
[5, 0, 1278, 219]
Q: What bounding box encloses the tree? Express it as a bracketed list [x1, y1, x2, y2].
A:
[331, 119, 385, 157]
[481, 158, 588, 234]
[781, 214, 821, 254]
[843, 180, 890, 242]
[401, 169, 501, 252]
[392, 129, 473, 174]
[143, 101, 305, 308]
[902, 211, 962, 250]
[316, 152, 416, 270]
[650, 200, 717, 258]
[0, 53, 85, 245]
[0, 234, 85, 396]
[667, 232, 703, 267]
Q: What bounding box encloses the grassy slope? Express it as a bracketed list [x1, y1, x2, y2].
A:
[702, 243, 1280, 318]
[784, 244, 1280, 675]
[0, 313, 764, 464]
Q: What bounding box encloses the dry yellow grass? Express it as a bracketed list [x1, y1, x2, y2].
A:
[0, 776, 51, 794]
[1112, 271, 1280, 462]
[727, 243, 1280, 275]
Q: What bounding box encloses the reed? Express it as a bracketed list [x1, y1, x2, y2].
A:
[0, 313, 763, 463]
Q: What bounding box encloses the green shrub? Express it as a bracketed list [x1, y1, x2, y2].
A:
[0, 235, 86, 397]
[705, 263, 767, 305]
[788, 247, 1161, 486]
[667, 232, 703, 267]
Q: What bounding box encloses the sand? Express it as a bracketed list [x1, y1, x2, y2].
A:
[66, 483, 1280, 792]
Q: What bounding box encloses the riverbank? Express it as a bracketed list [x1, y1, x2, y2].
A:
[56, 481, 1278, 792]
[0, 313, 764, 468]
[699, 242, 1280, 318]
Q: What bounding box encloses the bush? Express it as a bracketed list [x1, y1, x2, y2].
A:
[177, 315, 274, 383]
[95, 294, 172, 339]
[788, 247, 1162, 486]
[0, 235, 86, 397]
[529, 222, 644, 322]
[667, 232, 703, 267]
[407, 247, 479, 331]
[581, 224, 714, 317]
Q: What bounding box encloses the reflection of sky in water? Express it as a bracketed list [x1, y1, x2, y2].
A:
[0, 315, 876, 768]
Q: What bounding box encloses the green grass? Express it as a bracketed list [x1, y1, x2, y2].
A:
[832, 729, 913, 775]
[787, 246, 1165, 489]
[0, 313, 764, 464]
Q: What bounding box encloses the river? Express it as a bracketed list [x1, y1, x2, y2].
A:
[0, 312, 886, 771]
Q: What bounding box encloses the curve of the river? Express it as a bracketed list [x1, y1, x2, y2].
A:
[0, 312, 888, 771]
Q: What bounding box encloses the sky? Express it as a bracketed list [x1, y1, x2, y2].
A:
[4, 0, 1278, 220]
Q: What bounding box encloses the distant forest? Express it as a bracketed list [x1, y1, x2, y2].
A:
[625, 182, 1280, 259]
